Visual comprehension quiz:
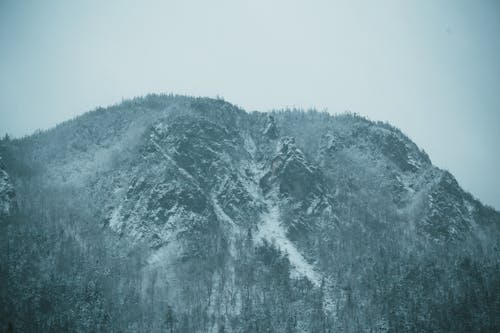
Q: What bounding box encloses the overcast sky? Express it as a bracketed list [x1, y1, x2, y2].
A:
[0, 0, 499, 209]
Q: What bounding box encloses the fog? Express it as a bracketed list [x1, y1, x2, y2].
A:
[1, 0, 499, 208]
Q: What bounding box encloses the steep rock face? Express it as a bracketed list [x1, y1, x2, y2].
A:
[260, 137, 336, 238]
[419, 170, 480, 240]
[2, 95, 497, 260]
[262, 115, 280, 140]
[312, 116, 489, 243]
[1, 95, 499, 332]
[103, 114, 266, 248]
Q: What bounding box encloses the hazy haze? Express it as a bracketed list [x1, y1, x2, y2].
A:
[0, 0, 499, 208]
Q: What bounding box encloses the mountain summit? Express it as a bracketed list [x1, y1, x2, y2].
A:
[1, 94, 498, 332]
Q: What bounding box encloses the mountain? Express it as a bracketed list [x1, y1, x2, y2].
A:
[1, 94, 499, 332]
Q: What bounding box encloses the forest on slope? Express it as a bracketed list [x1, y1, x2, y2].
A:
[1, 94, 499, 332]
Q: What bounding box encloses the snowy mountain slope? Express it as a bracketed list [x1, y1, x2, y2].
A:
[1, 94, 499, 332]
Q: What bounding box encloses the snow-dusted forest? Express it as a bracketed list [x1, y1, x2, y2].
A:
[1, 95, 499, 332]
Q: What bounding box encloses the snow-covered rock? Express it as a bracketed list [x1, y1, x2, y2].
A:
[2, 95, 498, 332]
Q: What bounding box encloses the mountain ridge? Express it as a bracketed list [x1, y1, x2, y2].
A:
[1, 94, 498, 332]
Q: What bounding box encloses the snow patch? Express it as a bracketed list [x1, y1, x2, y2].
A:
[147, 236, 181, 267]
[211, 195, 237, 228]
[211, 194, 239, 256]
[243, 133, 257, 158]
[240, 151, 323, 287]
[256, 201, 321, 286]
[109, 205, 123, 230]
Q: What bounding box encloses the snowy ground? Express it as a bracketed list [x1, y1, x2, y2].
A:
[241, 138, 323, 287]
[255, 199, 321, 286]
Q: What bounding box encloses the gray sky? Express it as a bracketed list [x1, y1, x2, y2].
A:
[0, 0, 499, 209]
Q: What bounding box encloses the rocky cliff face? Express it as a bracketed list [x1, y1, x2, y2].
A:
[1, 95, 498, 332]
